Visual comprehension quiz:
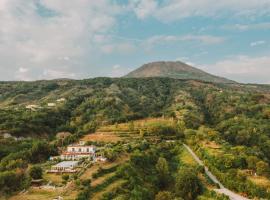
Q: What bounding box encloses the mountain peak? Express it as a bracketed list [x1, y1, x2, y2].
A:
[125, 61, 234, 83]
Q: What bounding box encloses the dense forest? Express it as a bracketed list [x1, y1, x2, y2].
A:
[0, 77, 269, 199]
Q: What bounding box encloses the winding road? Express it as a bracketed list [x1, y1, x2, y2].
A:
[183, 144, 250, 200]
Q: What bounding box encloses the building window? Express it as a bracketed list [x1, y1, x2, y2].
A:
[87, 148, 89, 152]
[72, 148, 75, 152]
[79, 148, 81, 152]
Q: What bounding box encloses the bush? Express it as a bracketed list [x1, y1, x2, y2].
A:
[29, 166, 42, 180]
[62, 174, 69, 182]
[175, 168, 203, 200]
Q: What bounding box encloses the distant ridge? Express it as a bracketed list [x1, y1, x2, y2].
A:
[125, 61, 235, 83]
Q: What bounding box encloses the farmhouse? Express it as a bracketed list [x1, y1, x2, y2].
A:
[48, 103, 56, 107]
[56, 98, 66, 102]
[48, 161, 78, 173]
[25, 104, 41, 110]
[60, 142, 96, 160]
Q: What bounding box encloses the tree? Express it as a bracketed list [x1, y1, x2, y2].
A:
[29, 141, 55, 163]
[175, 168, 202, 200]
[155, 191, 174, 200]
[174, 120, 186, 139]
[29, 166, 42, 180]
[62, 174, 70, 182]
[156, 157, 170, 188]
[156, 157, 169, 176]
[139, 129, 145, 137]
[104, 149, 117, 162]
[128, 121, 135, 132]
[256, 161, 269, 176]
[246, 156, 259, 170]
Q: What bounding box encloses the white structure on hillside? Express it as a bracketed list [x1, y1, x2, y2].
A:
[57, 98, 66, 102]
[26, 104, 41, 110]
[60, 142, 96, 160]
[48, 161, 78, 173]
[48, 103, 56, 107]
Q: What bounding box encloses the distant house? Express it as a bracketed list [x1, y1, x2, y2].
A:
[48, 161, 79, 173]
[48, 103, 56, 107]
[26, 104, 41, 110]
[60, 144, 96, 160]
[3, 133, 12, 139]
[56, 98, 66, 102]
[95, 156, 107, 162]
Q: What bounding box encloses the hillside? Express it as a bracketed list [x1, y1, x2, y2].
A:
[125, 61, 234, 83]
[0, 77, 269, 137]
[0, 77, 270, 199]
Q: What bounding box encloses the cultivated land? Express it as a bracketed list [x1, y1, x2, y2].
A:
[7, 118, 251, 200]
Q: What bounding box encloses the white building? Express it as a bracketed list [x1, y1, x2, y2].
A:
[60, 144, 96, 160]
[48, 161, 78, 173]
[56, 98, 66, 102]
[48, 103, 56, 107]
[25, 104, 41, 110]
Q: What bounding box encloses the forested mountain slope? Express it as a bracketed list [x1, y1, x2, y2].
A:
[0, 77, 269, 138]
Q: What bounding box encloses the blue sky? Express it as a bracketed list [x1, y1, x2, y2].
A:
[0, 0, 270, 83]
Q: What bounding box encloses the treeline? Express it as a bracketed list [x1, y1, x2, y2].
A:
[0, 139, 57, 195]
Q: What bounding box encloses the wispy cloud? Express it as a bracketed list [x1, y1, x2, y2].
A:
[207, 55, 270, 83]
[145, 35, 225, 46]
[130, 0, 270, 22]
[250, 40, 266, 47]
[223, 23, 270, 31]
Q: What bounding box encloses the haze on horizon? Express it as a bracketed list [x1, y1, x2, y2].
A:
[0, 0, 269, 84]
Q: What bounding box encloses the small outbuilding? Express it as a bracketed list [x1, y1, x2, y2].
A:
[48, 161, 79, 173]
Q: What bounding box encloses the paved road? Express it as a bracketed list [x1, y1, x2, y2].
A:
[183, 144, 250, 200]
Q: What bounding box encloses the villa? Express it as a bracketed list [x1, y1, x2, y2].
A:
[56, 140, 96, 161]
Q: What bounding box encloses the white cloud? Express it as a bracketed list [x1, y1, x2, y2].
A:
[109, 64, 130, 77]
[42, 69, 76, 79]
[100, 43, 136, 54]
[130, 0, 157, 19]
[130, 0, 270, 22]
[145, 34, 224, 47]
[250, 40, 266, 47]
[223, 23, 270, 31]
[113, 64, 121, 69]
[207, 55, 270, 83]
[0, 0, 122, 80]
[18, 67, 29, 73]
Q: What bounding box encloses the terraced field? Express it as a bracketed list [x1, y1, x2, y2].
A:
[8, 118, 231, 200]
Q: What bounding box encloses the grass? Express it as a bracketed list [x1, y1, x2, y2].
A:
[82, 117, 174, 144]
[98, 117, 173, 132]
[43, 173, 64, 185]
[248, 175, 270, 190]
[91, 172, 116, 187]
[180, 147, 197, 166]
[81, 154, 129, 180]
[9, 182, 78, 200]
[91, 179, 126, 200]
[82, 132, 122, 143]
[201, 141, 223, 156]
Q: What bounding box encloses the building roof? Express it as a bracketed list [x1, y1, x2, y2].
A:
[54, 161, 78, 168]
[67, 145, 96, 148]
[62, 152, 93, 155]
